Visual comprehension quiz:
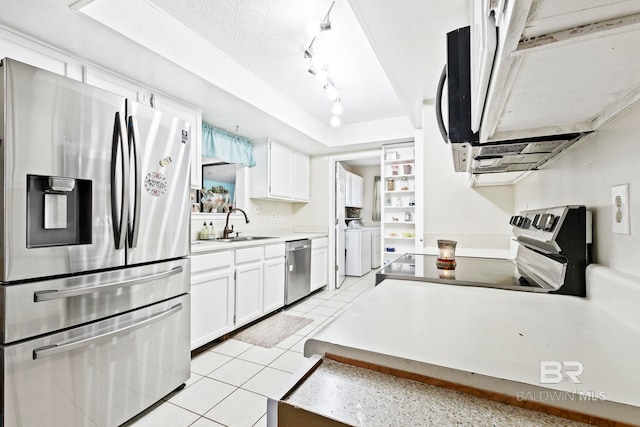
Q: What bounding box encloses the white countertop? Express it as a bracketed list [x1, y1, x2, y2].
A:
[190, 232, 327, 254]
[305, 277, 640, 424]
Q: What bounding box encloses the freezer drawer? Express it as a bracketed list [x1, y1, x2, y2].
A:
[1, 294, 190, 427]
[1, 258, 190, 344]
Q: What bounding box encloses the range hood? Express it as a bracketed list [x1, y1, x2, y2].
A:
[451, 132, 590, 174]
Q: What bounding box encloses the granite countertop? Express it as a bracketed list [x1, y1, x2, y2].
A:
[285, 358, 589, 426]
[305, 278, 640, 424]
[190, 232, 327, 254]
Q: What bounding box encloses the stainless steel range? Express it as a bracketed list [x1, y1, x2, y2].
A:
[0, 58, 191, 426]
[377, 206, 591, 296]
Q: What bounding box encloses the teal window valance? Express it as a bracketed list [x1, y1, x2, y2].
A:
[202, 123, 256, 167]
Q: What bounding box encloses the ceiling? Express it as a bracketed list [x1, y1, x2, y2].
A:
[0, 0, 470, 154]
[145, 0, 406, 127]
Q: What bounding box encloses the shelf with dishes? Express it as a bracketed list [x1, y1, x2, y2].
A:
[384, 176, 414, 191]
[382, 141, 417, 267]
[384, 196, 416, 208]
[384, 173, 415, 179]
[386, 236, 416, 240]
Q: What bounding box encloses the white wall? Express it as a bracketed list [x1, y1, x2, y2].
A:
[293, 156, 331, 233]
[421, 105, 515, 254]
[190, 198, 295, 241]
[515, 100, 640, 277]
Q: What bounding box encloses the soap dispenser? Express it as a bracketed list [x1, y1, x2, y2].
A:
[208, 222, 215, 238]
[199, 222, 209, 240]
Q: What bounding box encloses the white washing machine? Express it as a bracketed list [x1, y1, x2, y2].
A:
[345, 229, 372, 276]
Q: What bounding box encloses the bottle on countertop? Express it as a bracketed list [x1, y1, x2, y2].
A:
[199, 221, 209, 240]
[208, 222, 215, 238]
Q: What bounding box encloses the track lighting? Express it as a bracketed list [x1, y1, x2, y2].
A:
[324, 83, 339, 101]
[321, 1, 335, 32]
[307, 1, 335, 37]
[315, 68, 329, 85]
[304, 1, 342, 126]
[332, 98, 342, 115]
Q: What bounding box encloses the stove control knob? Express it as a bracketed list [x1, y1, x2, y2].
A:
[521, 217, 531, 229]
[509, 216, 518, 226]
[532, 214, 542, 229]
[542, 214, 557, 232]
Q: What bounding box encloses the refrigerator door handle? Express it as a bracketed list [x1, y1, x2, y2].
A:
[127, 116, 142, 248]
[127, 115, 142, 249]
[32, 303, 183, 360]
[111, 112, 129, 249]
[33, 266, 183, 302]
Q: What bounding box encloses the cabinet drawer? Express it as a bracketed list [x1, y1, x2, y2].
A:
[264, 243, 285, 259]
[235, 246, 264, 264]
[191, 251, 233, 273]
[312, 237, 328, 249]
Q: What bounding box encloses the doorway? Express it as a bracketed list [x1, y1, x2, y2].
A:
[327, 150, 382, 290]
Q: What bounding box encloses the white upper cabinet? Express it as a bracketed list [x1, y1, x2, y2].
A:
[480, 0, 640, 142]
[269, 142, 294, 199]
[249, 138, 310, 203]
[0, 27, 81, 80]
[83, 66, 147, 102]
[345, 171, 363, 208]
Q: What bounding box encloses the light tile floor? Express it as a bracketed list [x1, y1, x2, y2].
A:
[126, 272, 377, 427]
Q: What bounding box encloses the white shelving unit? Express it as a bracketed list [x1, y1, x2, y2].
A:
[381, 142, 417, 266]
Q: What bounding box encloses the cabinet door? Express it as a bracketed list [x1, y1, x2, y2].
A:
[292, 152, 310, 201]
[190, 268, 235, 350]
[353, 175, 364, 208]
[269, 142, 293, 199]
[235, 262, 264, 327]
[83, 66, 144, 102]
[263, 257, 285, 313]
[310, 247, 328, 292]
[345, 172, 353, 207]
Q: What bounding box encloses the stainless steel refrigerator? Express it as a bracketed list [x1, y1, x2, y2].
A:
[0, 58, 192, 426]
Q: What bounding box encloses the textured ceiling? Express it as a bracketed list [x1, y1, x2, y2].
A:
[74, 0, 469, 148]
[146, 0, 406, 126]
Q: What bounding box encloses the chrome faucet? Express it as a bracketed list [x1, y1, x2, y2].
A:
[223, 208, 250, 239]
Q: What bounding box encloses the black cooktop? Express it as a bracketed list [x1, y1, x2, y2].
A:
[376, 254, 546, 292]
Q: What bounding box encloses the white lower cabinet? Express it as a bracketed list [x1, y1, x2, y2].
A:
[190, 242, 287, 350]
[190, 251, 235, 350]
[264, 244, 286, 312]
[234, 247, 264, 327]
[310, 237, 328, 292]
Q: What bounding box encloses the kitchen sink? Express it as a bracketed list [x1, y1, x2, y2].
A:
[208, 236, 276, 243]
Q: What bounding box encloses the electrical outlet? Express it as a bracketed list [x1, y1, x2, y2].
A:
[271, 212, 276, 220]
[612, 183, 631, 235]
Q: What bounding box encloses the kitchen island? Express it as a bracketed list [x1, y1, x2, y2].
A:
[274, 265, 640, 426]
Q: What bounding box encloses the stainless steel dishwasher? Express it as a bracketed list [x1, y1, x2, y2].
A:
[285, 239, 312, 305]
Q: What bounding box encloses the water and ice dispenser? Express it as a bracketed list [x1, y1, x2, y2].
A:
[26, 175, 92, 247]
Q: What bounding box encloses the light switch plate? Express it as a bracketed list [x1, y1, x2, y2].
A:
[612, 183, 630, 235]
